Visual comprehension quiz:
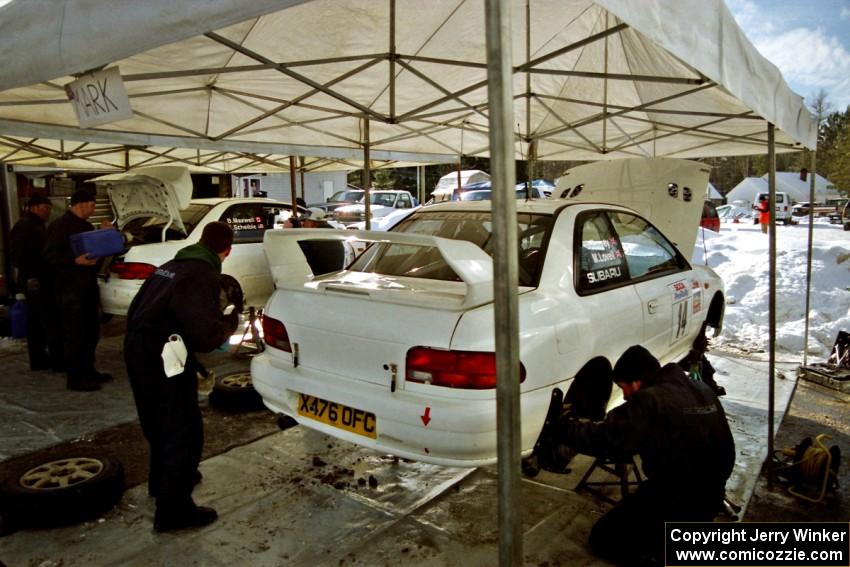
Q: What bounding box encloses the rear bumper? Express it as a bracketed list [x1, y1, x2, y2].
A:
[251, 351, 550, 467]
[98, 278, 142, 316]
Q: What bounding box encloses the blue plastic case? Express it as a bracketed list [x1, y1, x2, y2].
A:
[70, 228, 125, 258]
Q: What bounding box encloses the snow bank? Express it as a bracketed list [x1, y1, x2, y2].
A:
[692, 218, 850, 359]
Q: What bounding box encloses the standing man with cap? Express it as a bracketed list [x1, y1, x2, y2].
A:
[43, 186, 111, 391]
[554, 345, 735, 566]
[9, 194, 54, 370]
[125, 221, 239, 532]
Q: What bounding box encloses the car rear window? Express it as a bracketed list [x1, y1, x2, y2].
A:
[349, 210, 553, 286]
[122, 203, 213, 244]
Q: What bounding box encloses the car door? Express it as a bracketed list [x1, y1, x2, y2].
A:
[607, 211, 692, 362]
[219, 202, 288, 306]
[566, 210, 643, 359]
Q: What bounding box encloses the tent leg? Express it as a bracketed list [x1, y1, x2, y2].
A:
[289, 156, 299, 221]
[299, 156, 306, 202]
[803, 151, 816, 366]
[484, 0, 522, 565]
[767, 123, 776, 476]
[363, 118, 371, 230]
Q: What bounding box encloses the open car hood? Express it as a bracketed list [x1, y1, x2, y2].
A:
[556, 158, 711, 260]
[91, 166, 193, 234]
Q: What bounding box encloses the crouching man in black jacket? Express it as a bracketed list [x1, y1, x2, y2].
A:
[125, 222, 239, 532]
[558, 345, 735, 566]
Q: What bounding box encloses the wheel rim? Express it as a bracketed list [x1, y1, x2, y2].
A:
[220, 371, 253, 390]
[19, 457, 105, 491]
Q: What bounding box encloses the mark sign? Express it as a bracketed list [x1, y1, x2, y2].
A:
[64, 67, 133, 128]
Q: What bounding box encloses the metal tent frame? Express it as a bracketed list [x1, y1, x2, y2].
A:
[0, 1, 820, 564]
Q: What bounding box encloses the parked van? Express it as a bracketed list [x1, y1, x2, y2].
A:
[753, 191, 793, 224]
[431, 169, 490, 202]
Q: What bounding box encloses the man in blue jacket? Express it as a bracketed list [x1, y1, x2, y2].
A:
[125, 221, 239, 532]
[558, 345, 735, 566]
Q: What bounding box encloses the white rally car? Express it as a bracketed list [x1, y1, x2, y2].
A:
[252, 158, 725, 467]
[94, 166, 305, 315]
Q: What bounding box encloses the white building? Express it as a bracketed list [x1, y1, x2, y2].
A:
[232, 171, 350, 205]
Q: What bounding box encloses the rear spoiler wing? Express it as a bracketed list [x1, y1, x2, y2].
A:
[263, 228, 495, 308]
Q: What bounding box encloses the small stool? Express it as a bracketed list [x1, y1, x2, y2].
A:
[576, 456, 642, 505]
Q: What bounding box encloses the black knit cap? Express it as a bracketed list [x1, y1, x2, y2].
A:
[70, 188, 96, 205]
[26, 194, 51, 207]
[612, 345, 660, 384]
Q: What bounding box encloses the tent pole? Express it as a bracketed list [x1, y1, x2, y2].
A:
[389, 0, 396, 121]
[363, 118, 371, 230]
[417, 165, 425, 204]
[767, 123, 776, 476]
[484, 0, 522, 565]
[289, 156, 299, 221]
[299, 156, 306, 202]
[602, 11, 609, 152]
[525, 0, 531, 146]
[803, 151, 816, 366]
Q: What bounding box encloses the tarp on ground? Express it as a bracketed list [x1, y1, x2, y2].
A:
[0, 0, 816, 169]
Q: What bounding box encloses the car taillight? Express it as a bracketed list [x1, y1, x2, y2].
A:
[262, 315, 291, 353]
[405, 347, 526, 389]
[109, 262, 157, 280]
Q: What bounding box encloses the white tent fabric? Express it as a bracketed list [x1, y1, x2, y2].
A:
[0, 135, 445, 173]
[0, 0, 816, 167]
[726, 176, 769, 205]
[707, 182, 722, 200]
[761, 171, 838, 203]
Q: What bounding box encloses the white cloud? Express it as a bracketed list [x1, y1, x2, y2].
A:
[728, 1, 850, 109]
[753, 27, 850, 108]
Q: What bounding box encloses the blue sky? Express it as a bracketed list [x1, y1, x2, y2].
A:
[727, 0, 850, 112]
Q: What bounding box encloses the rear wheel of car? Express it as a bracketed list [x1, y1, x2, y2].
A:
[0, 455, 125, 532]
[219, 275, 244, 313]
[208, 371, 265, 412]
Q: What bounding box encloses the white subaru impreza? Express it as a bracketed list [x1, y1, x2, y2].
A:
[252, 158, 725, 467]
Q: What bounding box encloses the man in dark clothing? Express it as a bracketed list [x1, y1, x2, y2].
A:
[557, 345, 735, 566]
[43, 188, 110, 391]
[125, 221, 239, 532]
[9, 194, 54, 370]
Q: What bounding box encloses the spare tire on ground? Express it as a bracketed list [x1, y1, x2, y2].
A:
[208, 371, 266, 412]
[0, 454, 125, 534]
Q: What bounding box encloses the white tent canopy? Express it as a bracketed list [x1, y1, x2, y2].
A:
[0, 134, 446, 173]
[707, 182, 722, 199]
[763, 171, 838, 203]
[0, 3, 816, 561]
[0, 0, 816, 168]
[726, 176, 769, 205]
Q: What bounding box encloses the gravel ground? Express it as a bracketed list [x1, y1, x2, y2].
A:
[745, 377, 849, 521]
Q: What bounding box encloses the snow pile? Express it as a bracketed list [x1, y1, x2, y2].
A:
[693, 218, 850, 359]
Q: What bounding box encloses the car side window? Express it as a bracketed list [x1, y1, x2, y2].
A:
[575, 211, 629, 294]
[608, 212, 685, 280]
[398, 193, 412, 208]
[220, 203, 283, 243]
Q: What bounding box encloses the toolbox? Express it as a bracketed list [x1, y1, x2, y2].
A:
[70, 228, 125, 259]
